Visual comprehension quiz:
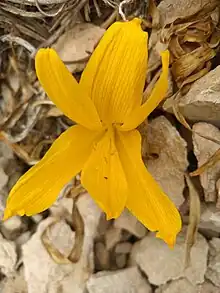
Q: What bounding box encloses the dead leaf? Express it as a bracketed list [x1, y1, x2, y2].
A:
[46, 107, 63, 117]
[158, 0, 218, 96]
[179, 61, 212, 95]
[172, 92, 192, 131]
[41, 221, 71, 264]
[68, 199, 85, 263]
[171, 44, 215, 84]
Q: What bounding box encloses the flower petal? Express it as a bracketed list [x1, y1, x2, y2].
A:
[120, 50, 169, 131]
[79, 18, 148, 124]
[81, 128, 127, 219]
[4, 125, 101, 220]
[35, 48, 102, 130]
[115, 129, 181, 246]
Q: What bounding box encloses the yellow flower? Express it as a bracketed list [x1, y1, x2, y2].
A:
[3, 18, 181, 246]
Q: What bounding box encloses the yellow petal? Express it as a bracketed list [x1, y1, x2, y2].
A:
[35, 48, 102, 130]
[115, 129, 181, 246]
[4, 125, 101, 220]
[81, 127, 127, 219]
[120, 50, 169, 131]
[79, 18, 148, 124]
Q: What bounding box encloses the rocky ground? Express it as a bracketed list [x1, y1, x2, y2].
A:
[1, 0, 220, 292]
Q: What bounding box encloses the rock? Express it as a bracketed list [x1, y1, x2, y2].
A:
[147, 44, 161, 76]
[164, 66, 220, 127]
[199, 203, 220, 237]
[53, 23, 105, 73]
[192, 123, 220, 203]
[0, 141, 24, 220]
[114, 209, 147, 239]
[7, 171, 23, 192]
[50, 181, 74, 216]
[1, 216, 26, 240]
[145, 116, 188, 208]
[15, 231, 32, 247]
[0, 141, 14, 168]
[0, 268, 28, 293]
[50, 197, 73, 224]
[97, 213, 112, 239]
[0, 233, 17, 277]
[50, 200, 71, 217]
[115, 254, 127, 269]
[23, 194, 101, 293]
[105, 227, 122, 250]
[22, 218, 75, 293]
[158, 0, 217, 26]
[0, 191, 7, 220]
[0, 141, 22, 193]
[31, 214, 44, 224]
[87, 267, 152, 293]
[206, 238, 220, 287]
[130, 230, 208, 286]
[95, 242, 110, 271]
[155, 278, 196, 293]
[156, 279, 219, 293]
[198, 281, 220, 293]
[115, 242, 132, 254]
[0, 168, 8, 191]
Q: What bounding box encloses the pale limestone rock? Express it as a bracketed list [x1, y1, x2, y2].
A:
[7, 170, 23, 192]
[130, 231, 208, 286]
[95, 242, 110, 271]
[0, 168, 8, 191]
[1, 216, 26, 240]
[114, 209, 147, 239]
[23, 194, 101, 293]
[0, 141, 21, 219]
[0, 191, 7, 220]
[0, 233, 17, 277]
[0, 141, 19, 190]
[23, 218, 75, 293]
[192, 123, 220, 203]
[164, 66, 220, 127]
[105, 227, 122, 250]
[50, 197, 72, 216]
[199, 203, 220, 236]
[0, 268, 27, 293]
[97, 213, 112, 239]
[0, 141, 14, 168]
[158, 0, 217, 26]
[15, 231, 32, 247]
[53, 23, 105, 73]
[146, 116, 188, 208]
[115, 254, 127, 269]
[155, 278, 196, 293]
[87, 267, 152, 293]
[156, 279, 219, 293]
[198, 281, 220, 293]
[1, 216, 22, 232]
[31, 214, 44, 224]
[115, 242, 132, 254]
[206, 238, 220, 287]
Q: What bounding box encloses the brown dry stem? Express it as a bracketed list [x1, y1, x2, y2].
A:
[184, 174, 201, 268]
